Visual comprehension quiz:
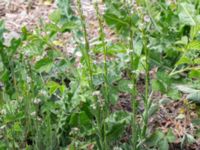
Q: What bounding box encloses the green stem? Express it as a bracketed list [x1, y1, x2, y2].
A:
[129, 10, 138, 150]
[94, 2, 109, 150]
[169, 66, 200, 76]
[141, 0, 151, 138]
[77, 0, 93, 88]
[141, 28, 150, 138]
[77, 1, 105, 150]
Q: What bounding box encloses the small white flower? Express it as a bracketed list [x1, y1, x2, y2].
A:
[31, 111, 36, 116]
[91, 104, 96, 110]
[27, 76, 31, 83]
[128, 84, 133, 89]
[92, 91, 100, 96]
[33, 98, 41, 105]
[144, 15, 150, 23]
[39, 90, 47, 96]
[0, 109, 6, 115]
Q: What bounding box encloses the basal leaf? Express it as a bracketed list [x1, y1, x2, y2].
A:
[166, 129, 176, 143]
[158, 137, 169, 150]
[187, 91, 200, 104]
[176, 84, 199, 94]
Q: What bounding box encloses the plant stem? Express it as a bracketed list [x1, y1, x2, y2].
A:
[77, 0, 93, 88]
[141, 0, 151, 138]
[94, 2, 109, 149]
[77, 1, 105, 149]
[169, 66, 200, 76]
[128, 5, 138, 150]
[141, 29, 150, 138]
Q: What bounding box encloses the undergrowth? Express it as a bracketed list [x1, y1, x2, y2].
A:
[1, 0, 200, 149]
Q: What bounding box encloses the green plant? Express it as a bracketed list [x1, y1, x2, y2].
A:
[1, 0, 200, 149]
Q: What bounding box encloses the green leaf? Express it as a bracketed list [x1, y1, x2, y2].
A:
[187, 91, 200, 104]
[189, 70, 200, 79]
[146, 130, 165, 147]
[35, 57, 54, 73]
[0, 21, 6, 44]
[186, 134, 196, 144]
[57, 0, 73, 18]
[176, 84, 199, 94]
[194, 58, 200, 64]
[49, 9, 61, 23]
[167, 89, 180, 100]
[175, 55, 192, 66]
[187, 41, 200, 50]
[61, 21, 78, 32]
[117, 80, 132, 93]
[152, 79, 166, 93]
[46, 81, 60, 95]
[106, 123, 124, 142]
[108, 86, 118, 104]
[178, 3, 196, 26]
[4, 112, 24, 124]
[69, 111, 91, 127]
[93, 73, 104, 86]
[192, 118, 200, 126]
[106, 111, 130, 141]
[158, 137, 169, 150]
[190, 25, 200, 39]
[148, 104, 159, 117]
[166, 129, 176, 143]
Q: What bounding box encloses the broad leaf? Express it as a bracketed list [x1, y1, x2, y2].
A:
[158, 138, 169, 150]
[35, 57, 54, 73]
[187, 41, 200, 50]
[187, 91, 200, 104]
[178, 3, 197, 26]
